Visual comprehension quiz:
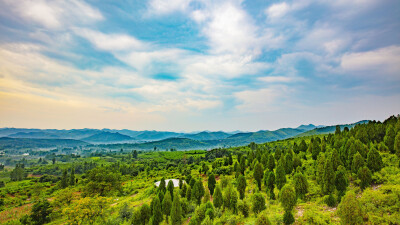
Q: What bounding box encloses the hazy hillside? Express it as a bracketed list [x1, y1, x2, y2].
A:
[8, 131, 61, 139]
[181, 131, 231, 140]
[132, 131, 184, 141]
[295, 120, 369, 137]
[0, 137, 87, 149]
[81, 131, 133, 143]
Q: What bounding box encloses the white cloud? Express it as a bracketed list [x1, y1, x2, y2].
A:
[1, 0, 103, 29]
[258, 76, 293, 83]
[147, 0, 192, 15]
[74, 28, 147, 51]
[234, 86, 288, 113]
[266, 2, 290, 19]
[341, 45, 400, 77]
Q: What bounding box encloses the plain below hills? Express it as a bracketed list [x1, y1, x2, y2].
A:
[0, 120, 369, 150]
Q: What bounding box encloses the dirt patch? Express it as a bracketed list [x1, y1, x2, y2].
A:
[0, 204, 32, 223]
[372, 184, 381, 191]
[295, 206, 304, 218]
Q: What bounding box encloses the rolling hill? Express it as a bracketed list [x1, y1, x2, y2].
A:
[0, 137, 87, 149]
[295, 120, 369, 137]
[181, 131, 231, 140]
[81, 131, 133, 143]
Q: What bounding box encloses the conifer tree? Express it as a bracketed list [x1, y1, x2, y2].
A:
[159, 178, 166, 194]
[395, 132, 400, 158]
[351, 152, 364, 174]
[254, 162, 264, 190]
[358, 166, 372, 190]
[367, 146, 383, 172]
[167, 180, 174, 201]
[279, 184, 296, 225]
[170, 193, 181, 225]
[162, 191, 172, 222]
[337, 191, 363, 225]
[252, 193, 266, 215]
[69, 168, 75, 186]
[213, 185, 223, 208]
[293, 172, 308, 200]
[276, 158, 286, 190]
[267, 155, 275, 171]
[323, 157, 335, 194]
[151, 197, 163, 225]
[140, 204, 151, 225]
[384, 125, 396, 153]
[266, 171, 275, 199]
[335, 166, 348, 197]
[311, 140, 321, 160]
[255, 213, 271, 225]
[192, 180, 205, 205]
[237, 175, 246, 200]
[316, 154, 326, 186]
[208, 174, 216, 196]
[299, 140, 307, 152]
[284, 153, 293, 174]
[61, 169, 68, 188]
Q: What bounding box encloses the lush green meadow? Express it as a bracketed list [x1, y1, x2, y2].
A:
[0, 116, 400, 225]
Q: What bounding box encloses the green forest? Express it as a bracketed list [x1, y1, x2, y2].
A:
[1, 115, 400, 225]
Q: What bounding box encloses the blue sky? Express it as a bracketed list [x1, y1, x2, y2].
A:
[0, 0, 399, 131]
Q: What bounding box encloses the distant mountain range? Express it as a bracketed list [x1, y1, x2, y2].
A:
[0, 120, 369, 150]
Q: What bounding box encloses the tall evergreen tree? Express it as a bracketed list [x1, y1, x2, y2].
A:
[358, 166, 372, 190]
[167, 180, 174, 201]
[213, 185, 223, 208]
[337, 191, 363, 225]
[266, 171, 275, 200]
[276, 158, 286, 190]
[61, 169, 68, 188]
[351, 152, 365, 174]
[395, 132, 400, 158]
[237, 175, 247, 200]
[170, 194, 181, 225]
[151, 197, 163, 225]
[299, 140, 307, 152]
[267, 155, 275, 171]
[208, 174, 216, 196]
[284, 153, 293, 174]
[384, 125, 396, 153]
[367, 146, 383, 172]
[293, 172, 308, 200]
[323, 157, 335, 194]
[162, 191, 172, 222]
[159, 178, 166, 194]
[69, 168, 75, 186]
[335, 166, 348, 198]
[252, 193, 266, 215]
[192, 180, 205, 205]
[254, 162, 264, 190]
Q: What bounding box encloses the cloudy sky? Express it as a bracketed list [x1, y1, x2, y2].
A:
[0, 0, 399, 131]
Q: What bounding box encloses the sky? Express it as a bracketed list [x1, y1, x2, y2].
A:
[0, 0, 399, 132]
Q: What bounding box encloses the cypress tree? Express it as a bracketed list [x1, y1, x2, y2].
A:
[280, 184, 297, 212]
[311, 140, 321, 160]
[367, 146, 383, 172]
[181, 183, 187, 198]
[351, 152, 364, 174]
[254, 162, 264, 190]
[192, 180, 205, 205]
[299, 140, 307, 152]
[162, 191, 172, 222]
[358, 166, 372, 190]
[323, 157, 335, 195]
[140, 204, 151, 225]
[159, 178, 166, 194]
[252, 192, 266, 215]
[170, 193, 181, 225]
[255, 213, 271, 225]
[395, 132, 400, 158]
[167, 180, 174, 201]
[384, 125, 396, 153]
[284, 153, 293, 174]
[186, 185, 192, 201]
[293, 172, 308, 200]
[237, 175, 247, 200]
[208, 174, 216, 196]
[266, 171, 275, 200]
[276, 158, 286, 190]
[69, 168, 75, 186]
[267, 154, 275, 171]
[151, 197, 163, 225]
[337, 191, 363, 225]
[316, 154, 326, 186]
[335, 166, 348, 197]
[213, 185, 223, 208]
[61, 169, 68, 188]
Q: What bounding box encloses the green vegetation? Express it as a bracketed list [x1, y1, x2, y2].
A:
[0, 116, 399, 224]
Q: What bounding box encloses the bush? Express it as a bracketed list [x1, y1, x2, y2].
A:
[324, 194, 336, 207]
[283, 211, 295, 225]
[237, 200, 249, 217]
[252, 193, 266, 215]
